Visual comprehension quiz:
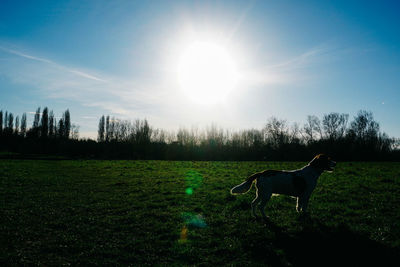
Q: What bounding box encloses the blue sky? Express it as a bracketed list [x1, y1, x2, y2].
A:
[1, 0, 399, 138]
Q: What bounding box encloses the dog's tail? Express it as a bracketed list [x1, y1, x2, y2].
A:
[230, 172, 262, 195]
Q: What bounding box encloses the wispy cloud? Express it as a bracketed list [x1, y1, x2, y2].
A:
[0, 46, 106, 82]
[0, 47, 53, 64]
[268, 44, 340, 70]
[67, 69, 106, 82]
[0, 45, 171, 122]
[241, 43, 344, 87]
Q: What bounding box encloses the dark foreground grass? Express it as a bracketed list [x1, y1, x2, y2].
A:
[1, 160, 400, 266]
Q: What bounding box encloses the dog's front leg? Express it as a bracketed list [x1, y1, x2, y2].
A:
[301, 196, 310, 213]
[258, 193, 271, 221]
[251, 195, 260, 218]
[297, 196, 308, 213]
[296, 197, 302, 212]
[297, 191, 312, 213]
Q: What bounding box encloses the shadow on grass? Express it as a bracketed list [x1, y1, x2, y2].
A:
[243, 218, 398, 266]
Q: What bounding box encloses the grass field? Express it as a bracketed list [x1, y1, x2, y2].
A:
[1, 160, 400, 266]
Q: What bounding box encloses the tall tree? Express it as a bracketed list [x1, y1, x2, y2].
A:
[109, 117, 115, 141]
[33, 107, 41, 137]
[64, 109, 71, 138]
[63, 109, 71, 139]
[48, 110, 54, 137]
[97, 115, 105, 142]
[40, 107, 49, 138]
[105, 115, 110, 142]
[58, 118, 65, 138]
[33, 107, 40, 128]
[0, 110, 3, 134]
[7, 113, 14, 131]
[20, 113, 27, 137]
[4, 111, 8, 130]
[15, 115, 20, 134]
[53, 118, 57, 138]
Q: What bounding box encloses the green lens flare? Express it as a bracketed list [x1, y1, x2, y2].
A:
[185, 187, 193, 195]
[185, 170, 203, 190]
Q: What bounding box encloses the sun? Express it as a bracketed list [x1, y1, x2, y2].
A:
[177, 41, 238, 104]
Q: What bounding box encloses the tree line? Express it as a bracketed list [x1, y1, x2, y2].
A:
[0, 107, 399, 160]
[94, 110, 398, 161]
[0, 107, 81, 156]
[0, 107, 78, 139]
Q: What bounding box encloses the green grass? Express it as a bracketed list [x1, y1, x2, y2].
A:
[1, 160, 400, 266]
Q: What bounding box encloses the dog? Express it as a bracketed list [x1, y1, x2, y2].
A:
[230, 154, 336, 219]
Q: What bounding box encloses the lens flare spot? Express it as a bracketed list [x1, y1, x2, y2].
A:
[185, 170, 203, 190]
[185, 187, 193, 195]
[181, 212, 207, 228]
[179, 226, 188, 244]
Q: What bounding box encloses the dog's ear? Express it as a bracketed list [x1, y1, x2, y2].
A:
[309, 154, 328, 169]
[309, 154, 320, 166]
[309, 154, 333, 171]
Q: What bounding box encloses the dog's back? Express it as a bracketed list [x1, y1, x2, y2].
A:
[231, 169, 282, 195]
[255, 170, 305, 196]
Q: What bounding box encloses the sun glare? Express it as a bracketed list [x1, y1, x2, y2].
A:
[178, 41, 238, 104]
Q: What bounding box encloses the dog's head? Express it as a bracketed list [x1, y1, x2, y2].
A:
[308, 154, 336, 172]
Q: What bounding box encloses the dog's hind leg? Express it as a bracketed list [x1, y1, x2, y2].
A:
[258, 191, 272, 221]
[251, 191, 261, 218]
[300, 195, 310, 213]
[296, 197, 302, 212]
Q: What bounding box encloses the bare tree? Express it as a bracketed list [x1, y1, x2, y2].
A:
[349, 110, 379, 141]
[290, 122, 301, 144]
[71, 124, 80, 140]
[135, 119, 151, 144]
[151, 128, 167, 143]
[204, 124, 225, 146]
[264, 117, 290, 148]
[177, 128, 198, 146]
[322, 113, 348, 140]
[303, 115, 322, 142]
